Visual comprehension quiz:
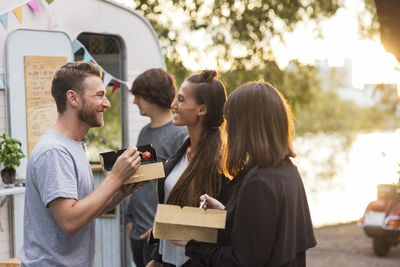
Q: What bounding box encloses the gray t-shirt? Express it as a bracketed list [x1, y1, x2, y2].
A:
[20, 129, 95, 267]
[125, 121, 187, 239]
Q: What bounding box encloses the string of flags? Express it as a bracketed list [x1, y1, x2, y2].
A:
[0, 0, 133, 94]
[72, 39, 132, 94]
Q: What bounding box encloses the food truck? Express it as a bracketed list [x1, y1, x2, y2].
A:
[0, 0, 164, 265]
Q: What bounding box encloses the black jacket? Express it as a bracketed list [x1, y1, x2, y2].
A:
[185, 160, 317, 267]
[157, 137, 191, 205]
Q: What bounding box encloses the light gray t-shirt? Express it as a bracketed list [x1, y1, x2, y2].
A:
[160, 152, 190, 267]
[20, 129, 95, 267]
[125, 121, 187, 239]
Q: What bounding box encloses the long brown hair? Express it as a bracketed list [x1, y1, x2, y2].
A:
[167, 70, 227, 207]
[223, 82, 295, 178]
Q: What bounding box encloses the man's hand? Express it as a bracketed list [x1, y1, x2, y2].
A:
[140, 228, 152, 239]
[126, 222, 133, 236]
[100, 182, 148, 216]
[119, 182, 147, 199]
[109, 146, 141, 184]
[146, 260, 162, 267]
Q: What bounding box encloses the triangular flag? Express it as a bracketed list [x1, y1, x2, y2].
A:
[72, 40, 83, 53]
[48, 10, 58, 29]
[28, 0, 40, 14]
[46, 0, 55, 4]
[0, 13, 8, 30]
[124, 80, 133, 90]
[103, 73, 113, 87]
[83, 51, 91, 62]
[13, 7, 23, 24]
[112, 81, 120, 94]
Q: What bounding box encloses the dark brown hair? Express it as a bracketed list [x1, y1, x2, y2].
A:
[223, 82, 295, 177]
[130, 68, 176, 109]
[51, 61, 102, 113]
[167, 70, 227, 207]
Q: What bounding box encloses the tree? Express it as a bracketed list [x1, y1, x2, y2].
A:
[133, 0, 342, 69]
[129, 0, 391, 135]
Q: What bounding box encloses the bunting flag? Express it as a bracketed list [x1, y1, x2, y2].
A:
[83, 51, 92, 62]
[0, 13, 8, 30]
[71, 39, 134, 94]
[0, 0, 134, 94]
[72, 39, 83, 53]
[103, 72, 113, 88]
[123, 80, 133, 90]
[112, 81, 121, 95]
[27, 0, 39, 14]
[13, 7, 23, 24]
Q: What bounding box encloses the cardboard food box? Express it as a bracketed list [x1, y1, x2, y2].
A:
[99, 144, 165, 184]
[153, 204, 227, 243]
[0, 257, 21, 267]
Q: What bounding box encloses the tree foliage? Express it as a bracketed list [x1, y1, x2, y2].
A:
[218, 60, 397, 136]
[131, 0, 396, 136]
[134, 0, 342, 68]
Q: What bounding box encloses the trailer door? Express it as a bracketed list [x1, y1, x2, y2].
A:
[4, 29, 73, 256]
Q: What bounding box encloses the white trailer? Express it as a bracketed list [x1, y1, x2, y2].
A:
[0, 0, 164, 265]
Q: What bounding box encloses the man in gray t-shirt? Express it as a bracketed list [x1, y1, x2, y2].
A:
[20, 62, 143, 267]
[126, 68, 187, 267]
[21, 130, 96, 266]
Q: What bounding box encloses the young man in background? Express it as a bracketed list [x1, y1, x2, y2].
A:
[125, 68, 188, 267]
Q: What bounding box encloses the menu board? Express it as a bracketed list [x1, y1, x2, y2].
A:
[24, 56, 67, 156]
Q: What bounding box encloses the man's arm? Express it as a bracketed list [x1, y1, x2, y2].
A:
[99, 182, 147, 215]
[49, 146, 141, 236]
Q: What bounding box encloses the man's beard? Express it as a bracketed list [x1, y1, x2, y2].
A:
[78, 99, 104, 127]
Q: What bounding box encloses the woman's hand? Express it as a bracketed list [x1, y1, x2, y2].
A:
[170, 240, 188, 247]
[199, 194, 225, 210]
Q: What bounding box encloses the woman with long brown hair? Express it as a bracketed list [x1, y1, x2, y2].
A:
[147, 70, 228, 267]
[173, 82, 316, 266]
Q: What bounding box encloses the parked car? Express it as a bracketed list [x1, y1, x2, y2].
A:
[360, 183, 400, 257]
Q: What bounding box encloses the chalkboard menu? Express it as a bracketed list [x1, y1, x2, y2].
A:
[24, 56, 67, 156]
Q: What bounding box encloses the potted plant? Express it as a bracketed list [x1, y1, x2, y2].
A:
[0, 133, 25, 188]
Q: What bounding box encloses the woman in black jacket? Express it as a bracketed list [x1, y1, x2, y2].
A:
[173, 82, 317, 267]
[147, 70, 229, 267]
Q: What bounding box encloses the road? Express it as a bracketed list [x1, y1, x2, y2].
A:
[308, 223, 400, 267]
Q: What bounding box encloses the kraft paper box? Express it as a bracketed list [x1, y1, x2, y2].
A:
[0, 257, 21, 267]
[99, 144, 165, 184]
[153, 204, 227, 243]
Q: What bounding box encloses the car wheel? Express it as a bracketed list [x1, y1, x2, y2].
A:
[373, 237, 391, 257]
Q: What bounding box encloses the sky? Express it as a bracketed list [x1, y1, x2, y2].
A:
[115, 0, 400, 90]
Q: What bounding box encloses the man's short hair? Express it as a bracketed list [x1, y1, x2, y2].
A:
[51, 61, 102, 113]
[130, 68, 176, 109]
